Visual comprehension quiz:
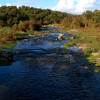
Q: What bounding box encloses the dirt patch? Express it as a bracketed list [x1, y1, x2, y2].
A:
[78, 44, 88, 51]
[97, 58, 100, 63]
[91, 52, 100, 56]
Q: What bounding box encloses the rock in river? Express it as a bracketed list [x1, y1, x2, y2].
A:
[58, 34, 64, 40]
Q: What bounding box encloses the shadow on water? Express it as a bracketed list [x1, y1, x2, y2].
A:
[41, 27, 60, 32]
[0, 53, 14, 66]
[0, 27, 100, 100]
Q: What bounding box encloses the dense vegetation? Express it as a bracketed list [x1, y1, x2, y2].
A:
[1, 6, 100, 29]
[0, 6, 67, 27]
[61, 10, 100, 29]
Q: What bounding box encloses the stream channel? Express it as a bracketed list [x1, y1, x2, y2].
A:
[0, 27, 100, 100]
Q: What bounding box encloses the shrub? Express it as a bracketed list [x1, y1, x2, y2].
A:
[18, 21, 25, 31]
[18, 20, 42, 31]
[62, 17, 72, 28]
[6, 33, 16, 41]
[0, 27, 16, 41]
[28, 20, 41, 31]
[12, 24, 18, 32]
[84, 48, 92, 56]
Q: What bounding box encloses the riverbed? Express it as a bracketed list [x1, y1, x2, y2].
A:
[0, 27, 100, 100]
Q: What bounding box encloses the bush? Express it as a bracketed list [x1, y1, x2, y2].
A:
[6, 33, 16, 41]
[84, 48, 92, 56]
[23, 20, 41, 31]
[18, 21, 25, 31]
[12, 24, 18, 32]
[0, 27, 16, 41]
[18, 20, 42, 31]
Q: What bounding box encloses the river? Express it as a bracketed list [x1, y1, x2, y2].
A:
[0, 27, 100, 100]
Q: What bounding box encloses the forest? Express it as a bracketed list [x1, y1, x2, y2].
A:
[0, 6, 100, 29]
[0, 6, 67, 27]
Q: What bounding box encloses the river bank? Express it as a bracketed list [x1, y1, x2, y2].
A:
[67, 28, 100, 67]
[0, 28, 48, 49]
[51, 24, 100, 67]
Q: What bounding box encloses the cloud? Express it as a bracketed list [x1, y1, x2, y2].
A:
[52, 0, 75, 12]
[75, 0, 96, 13]
[6, 3, 11, 6]
[52, 0, 99, 14]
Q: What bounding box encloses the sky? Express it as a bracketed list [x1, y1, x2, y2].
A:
[0, 0, 100, 14]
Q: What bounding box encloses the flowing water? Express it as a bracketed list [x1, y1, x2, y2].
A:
[0, 27, 100, 100]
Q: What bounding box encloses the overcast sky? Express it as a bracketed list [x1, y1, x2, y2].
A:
[0, 0, 100, 14]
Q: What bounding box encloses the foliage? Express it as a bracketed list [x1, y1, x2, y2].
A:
[12, 24, 18, 32]
[94, 69, 100, 73]
[18, 20, 42, 31]
[62, 10, 100, 29]
[84, 48, 93, 56]
[0, 6, 67, 27]
[18, 21, 25, 31]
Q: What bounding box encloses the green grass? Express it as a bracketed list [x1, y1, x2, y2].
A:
[63, 44, 71, 49]
[95, 63, 100, 67]
[94, 69, 100, 73]
[58, 28, 69, 33]
[84, 48, 98, 56]
[2, 42, 16, 49]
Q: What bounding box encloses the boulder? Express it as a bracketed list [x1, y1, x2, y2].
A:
[59, 34, 64, 37]
[58, 34, 64, 40]
[24, 39, 29, 42]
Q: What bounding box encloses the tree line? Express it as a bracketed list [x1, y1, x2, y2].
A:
[0, 6, 100, 29]
[0, 6, 67, 28]
[62, 10, 100, 29]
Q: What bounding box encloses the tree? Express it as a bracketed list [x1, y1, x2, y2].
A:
[82, 10, 92, 19]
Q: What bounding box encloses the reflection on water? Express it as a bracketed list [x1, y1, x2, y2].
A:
[0, 53, 14, 66]
[0, 28, 100, 100]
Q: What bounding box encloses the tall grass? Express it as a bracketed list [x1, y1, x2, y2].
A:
[0, 27, 16, 41]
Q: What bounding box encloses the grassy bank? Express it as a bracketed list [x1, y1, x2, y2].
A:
[0, 27, 44, 49]
[60, 27, 100, 67]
